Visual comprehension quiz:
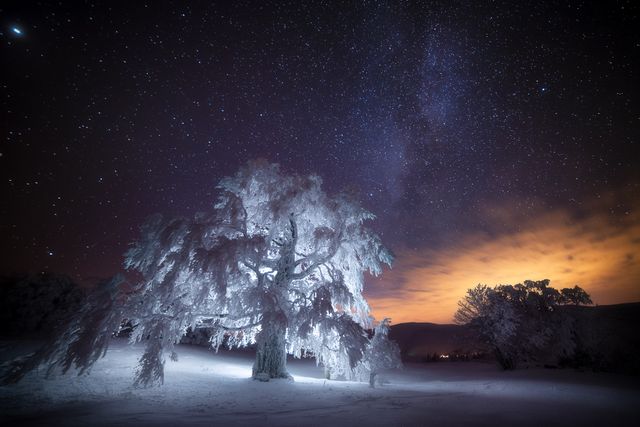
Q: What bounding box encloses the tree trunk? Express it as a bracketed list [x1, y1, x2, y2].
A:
[252, 314, 290, 381]
[494, 347, 516, 370]
[252, 214, 297, 381]
[324, 366, 332, 380]
[369, 372, 377, 388]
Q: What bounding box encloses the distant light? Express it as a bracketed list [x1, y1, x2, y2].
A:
[48, 251, 54, 256]
[12, 27, 22, 35]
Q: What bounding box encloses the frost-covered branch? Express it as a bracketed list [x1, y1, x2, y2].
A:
[6, 161, 393, 386]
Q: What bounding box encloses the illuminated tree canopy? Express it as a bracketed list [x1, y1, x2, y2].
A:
[5, 161, 396, 386]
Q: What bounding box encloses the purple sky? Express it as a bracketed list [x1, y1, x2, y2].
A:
[1, 1, 638, 318]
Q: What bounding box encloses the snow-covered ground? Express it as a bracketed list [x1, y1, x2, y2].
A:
[1, 338, 638, 426]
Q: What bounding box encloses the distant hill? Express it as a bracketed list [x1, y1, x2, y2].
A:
[563, 301, 640, 321]
[390, 303, 640, 372]
[389, 322, 484, 362]
[561, 302, 640, 373]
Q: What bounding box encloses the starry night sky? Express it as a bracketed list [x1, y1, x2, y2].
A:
[1, 1, 638, 322]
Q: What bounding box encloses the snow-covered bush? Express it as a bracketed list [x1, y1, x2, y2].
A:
[4, 161, 394, 386]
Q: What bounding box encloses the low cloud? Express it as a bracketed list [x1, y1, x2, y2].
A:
[366, 206, 640, 324]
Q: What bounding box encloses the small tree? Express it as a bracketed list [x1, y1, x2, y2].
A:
[560, 285, 593, 306]
[359, 318, 402, 387]
[4, 161, 395, 386]
[455, 280, 592, 369]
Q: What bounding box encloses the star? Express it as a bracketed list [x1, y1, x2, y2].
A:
[0, 1, 636, 322]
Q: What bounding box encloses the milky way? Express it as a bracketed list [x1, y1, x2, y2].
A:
[1, 2, 638, 314]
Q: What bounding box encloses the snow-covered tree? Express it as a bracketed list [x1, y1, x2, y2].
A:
[454, 280, 593, 369]
[5, 161, 394, 386]
[454, 284, 519, 369]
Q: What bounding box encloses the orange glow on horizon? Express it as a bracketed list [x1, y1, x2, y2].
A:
[366, 207, 640, 324]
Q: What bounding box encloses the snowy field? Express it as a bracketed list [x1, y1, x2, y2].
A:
[1, 338, 639, 426]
